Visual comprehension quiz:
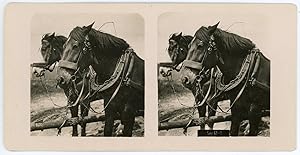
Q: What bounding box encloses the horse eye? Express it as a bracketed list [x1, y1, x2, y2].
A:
[200, 41, 204, 46]
[198, 41, 204, 47]
[73, 44, 78, 49]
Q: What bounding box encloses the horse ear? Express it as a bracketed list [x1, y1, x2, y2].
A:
[170, 33, 176, 39]
[48, 32, 55, 40]
[208, 21, 220, 35]
[178, 32, 182, 37]
[84, 22, 95, 34]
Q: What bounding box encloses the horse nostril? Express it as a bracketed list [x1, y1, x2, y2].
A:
[57, 76, 65, 85]
[182, 76, 190, 85]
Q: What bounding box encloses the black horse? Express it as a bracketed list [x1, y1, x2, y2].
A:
[164, 32, 225, 130]
[57, 23, 144, 137]
[35, 32, 93, 136]
[180, 22, 270, 136]
[167, 32, 193, 69]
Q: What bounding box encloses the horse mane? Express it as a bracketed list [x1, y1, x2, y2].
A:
[69, 26, 129, 55]
[89, 28, 129, 54]
[195, 26, 255, 55]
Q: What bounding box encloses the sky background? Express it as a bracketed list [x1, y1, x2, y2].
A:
[31, 13, 144, 62]
[158, 12, 271, 62]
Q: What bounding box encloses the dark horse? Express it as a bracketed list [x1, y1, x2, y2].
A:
[33, 33, 67, 76]
[164, 32, 223, 130]
[180, 22, 270, 136]
[167, 32, 193, 70]
[57, 23, 144, 137]
[36, 32, 92, 136]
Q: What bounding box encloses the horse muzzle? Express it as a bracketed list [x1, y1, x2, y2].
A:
[180, 67, 197, 89]
[56, 67, 73, 88]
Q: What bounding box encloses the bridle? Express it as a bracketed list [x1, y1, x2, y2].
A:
[182, 35, 218, 107]
[40, 38, 60, 72]
[183, 35, 218, 82]
[58, 36, 93, 77]
[168, 36, 190, 71]
[57, 37, 93, 107]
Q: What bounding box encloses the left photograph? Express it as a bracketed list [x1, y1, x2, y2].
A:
[30, 13, 145, 137]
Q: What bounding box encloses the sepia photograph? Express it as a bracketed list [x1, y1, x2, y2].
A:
[158, 12, 270, 136]
[4, 3, 296, 151]
[30, 13, 145, 137]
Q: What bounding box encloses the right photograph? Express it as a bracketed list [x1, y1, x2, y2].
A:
[157, 12, 270, 136]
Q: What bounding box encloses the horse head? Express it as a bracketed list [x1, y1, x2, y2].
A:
[168, 32, 192, 67]
[180, 22, 220, 89]
[56, 22, 95, 88]
[41, 32, 63, 66]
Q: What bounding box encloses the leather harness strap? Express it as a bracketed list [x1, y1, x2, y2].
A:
[215, 51, 254, 92]
[89, 52, 127, 95]
[88, 47, 143, 98]
[182, 60, 203, 70]
[58, 60, 78, 70]
[198, 48, 261, 113]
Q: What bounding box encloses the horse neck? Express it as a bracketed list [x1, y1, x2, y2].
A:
[92, 49, 124, 83]
[213, 30, 251, 83]
[215, 46, 247, 83]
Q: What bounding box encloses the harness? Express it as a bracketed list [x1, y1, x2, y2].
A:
[86, 48, 143, 101]
[58, 38, 143, 110]
[182, 35, 263, 111]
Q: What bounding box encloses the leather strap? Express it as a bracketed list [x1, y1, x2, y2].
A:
[89, 53, 126, 93]
[182, 60, 203, 70]
[215, 52, 254, 92]
[58, 60, 78, 70]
